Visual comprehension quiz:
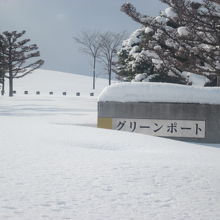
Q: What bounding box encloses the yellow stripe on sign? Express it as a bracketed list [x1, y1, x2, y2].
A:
[97, 118, 112, 129]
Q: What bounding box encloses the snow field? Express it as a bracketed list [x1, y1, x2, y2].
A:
[0, 69, 220, 220]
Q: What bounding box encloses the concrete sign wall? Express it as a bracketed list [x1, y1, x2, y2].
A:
[98, 102, 220, 143]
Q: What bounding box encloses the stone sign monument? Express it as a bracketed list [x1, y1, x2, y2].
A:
[98, 82, 220, 143]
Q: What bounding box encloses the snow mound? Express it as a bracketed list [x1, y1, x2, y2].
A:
[98, 82, 220, 104]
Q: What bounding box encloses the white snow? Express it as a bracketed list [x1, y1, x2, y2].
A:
[177, 26, 190, 37]
[182, 71, 210, 87]
[0, 70, 220, 220]
[122, 28, 144, 48]
[165, 7, 177, 18]
[98, 82, 220, 104]
[129, 45, 140, 56]
[155, 15, 167, 24]
[153, 45, 162, 51]
[134, 73, 147, 81]
[144, 27, 154, 34]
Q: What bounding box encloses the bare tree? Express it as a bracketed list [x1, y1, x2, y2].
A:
[99, 32, 126, 85]
[0, 30, 44, 96]
[74, 31, 102, 90]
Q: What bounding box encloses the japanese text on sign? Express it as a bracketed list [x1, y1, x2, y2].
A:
[112, 119, 205, 138]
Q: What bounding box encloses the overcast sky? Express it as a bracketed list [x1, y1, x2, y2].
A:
[0, 0, 165, 75]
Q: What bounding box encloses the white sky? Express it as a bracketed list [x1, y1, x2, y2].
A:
[0, 0, 166, 76]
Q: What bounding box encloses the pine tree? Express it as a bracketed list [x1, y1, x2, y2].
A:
[117, 27, 186, 84]
[120, 0, 220, 86]
[0, 30, 44, 96]
[117, 28, 154, 81]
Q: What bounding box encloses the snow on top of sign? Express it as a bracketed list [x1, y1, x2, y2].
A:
[98, 82, 220, 104]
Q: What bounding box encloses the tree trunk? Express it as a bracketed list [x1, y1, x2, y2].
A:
[217, 75, 220, 87]
[109, 71, 111, 85]
[8, 46, 14, 97]
[1, 78, 5, 96]
[9, 76, 13, 97]
[93, 57, 96, 90]
[108, 62, 112, 85]
[93, 69, 95, 90]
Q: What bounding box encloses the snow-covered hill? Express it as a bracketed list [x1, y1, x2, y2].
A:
[0, 69, 220, 220]
[5, 69, 111, 96]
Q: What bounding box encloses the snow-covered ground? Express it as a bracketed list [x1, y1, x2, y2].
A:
[0, 70, 220, 220]
[6, 69, 110, 96]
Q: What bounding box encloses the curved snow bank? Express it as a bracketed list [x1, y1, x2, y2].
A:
[99, 82, 220, 104]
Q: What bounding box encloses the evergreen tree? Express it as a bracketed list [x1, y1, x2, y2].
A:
[120, 0, 220, 86]
[0, 30, 44, 96]
[117, 27, 186, 84]
[117, 28, 154, 81]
